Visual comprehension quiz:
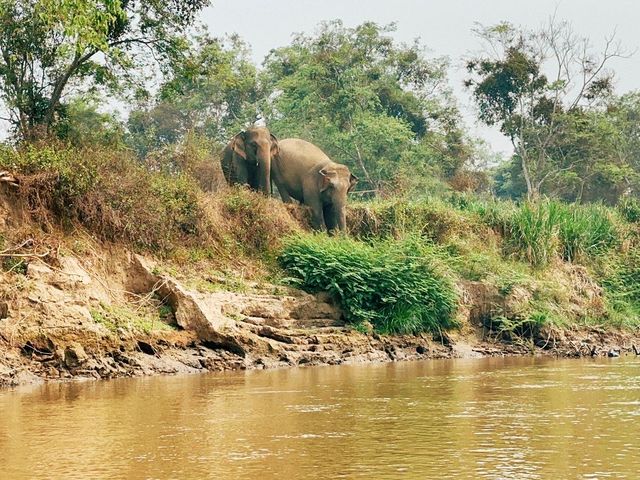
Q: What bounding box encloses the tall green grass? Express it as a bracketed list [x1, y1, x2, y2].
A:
[278, 234, 458, 334]
[557, 204, 619, 262]
[601, 250, 640, 328]
[504, 201, 561, 267]
[502, 200, 619, 267]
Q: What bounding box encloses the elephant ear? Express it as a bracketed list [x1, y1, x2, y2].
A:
[348, 173, 358, 193]
[269, 133, 279, 157]
[319, 167, 338, 192]
[231, 131, 247, 159]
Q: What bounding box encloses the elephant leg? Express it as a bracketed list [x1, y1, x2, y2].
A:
[234, 158, 250, 186]
[323, 204, 338, 232]
[247, 166, 259, 190]
[272, 165, 294, 203]
[302, 181, 325, 230]
[277, 184, 294, 203]
[307, 197, 326, 231]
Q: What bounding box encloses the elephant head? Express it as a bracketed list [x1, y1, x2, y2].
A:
[319, 165, 358, 231]
[230, 127, 279, 195]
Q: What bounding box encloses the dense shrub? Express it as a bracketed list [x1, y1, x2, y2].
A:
[617, 197, 640, 223]
[0, 143, 97, 213]
[347, 198, 470, 242]
[0, 143, 204, 249]
[215, 187, 302, 255]
[278, 234, 458, 334]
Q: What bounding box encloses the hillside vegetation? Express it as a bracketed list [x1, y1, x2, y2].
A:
[2, 143, 640, 341]
[1, 4, 640, 345]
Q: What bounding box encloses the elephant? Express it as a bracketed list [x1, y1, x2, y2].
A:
[221, 126, 278, 195]
[271, 138, 358, 232]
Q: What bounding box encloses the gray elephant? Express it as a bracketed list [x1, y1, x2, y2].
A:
[221, 126, 278, 195]
[272, 138, 357, 232]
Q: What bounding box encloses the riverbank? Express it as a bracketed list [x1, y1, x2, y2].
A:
[2, 244, 638, 388]
[2, 144, 640, 387]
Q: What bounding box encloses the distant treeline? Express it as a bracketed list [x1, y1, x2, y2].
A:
[0, 1, 639, 203]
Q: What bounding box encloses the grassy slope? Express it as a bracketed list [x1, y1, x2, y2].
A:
[2, 143, 640, 339]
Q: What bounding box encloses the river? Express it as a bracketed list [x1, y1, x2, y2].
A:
[1, 356, 639, 479]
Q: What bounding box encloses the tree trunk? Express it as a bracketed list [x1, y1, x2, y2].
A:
[518, 147, 537, 200]
[42, 49, 97, 135]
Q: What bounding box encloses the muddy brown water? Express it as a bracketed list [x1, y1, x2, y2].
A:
[1, 357, 639, 479]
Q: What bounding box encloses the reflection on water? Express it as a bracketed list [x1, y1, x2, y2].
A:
[1, 356, 639, 479]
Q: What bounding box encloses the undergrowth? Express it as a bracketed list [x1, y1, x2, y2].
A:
[278, 234, 458, 334]
[2, 142, 640, 339]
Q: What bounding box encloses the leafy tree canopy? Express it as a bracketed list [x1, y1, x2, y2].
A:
[127, 32, 259, 156]
[0, 0, 209, 139]
[261, 21, 473, 193]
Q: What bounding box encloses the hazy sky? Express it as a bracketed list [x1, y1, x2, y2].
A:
[202, 0, 640, 154]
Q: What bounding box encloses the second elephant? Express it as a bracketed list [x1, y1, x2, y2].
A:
[272, 138, 357, 232]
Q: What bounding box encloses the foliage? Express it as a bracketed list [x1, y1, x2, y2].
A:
[501, 200, 620, 266]
[143, 131, 226, 192]
[219, 187, 302, 256]
[601, 250, 640, 328]
[54, 96, 126, 148]
[279, 234, 458, 334]
[0, 143, 98, 208]
[347, 197, 470, 243]
[493, 108, 638, 203]
[617, 197, 640, 223]
[503, 201, 560, 267]
[0, 0, 209, 139]
[262, 21, 473, 193]
[127, 33, 259, 156]
[556, 204, 619, 262]
[466, 20, 624, 200]
[0, 143, 204, 249]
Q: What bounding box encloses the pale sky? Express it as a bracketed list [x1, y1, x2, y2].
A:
[202, 0, 640, 155]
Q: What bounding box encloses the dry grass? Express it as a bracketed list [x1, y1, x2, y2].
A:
[1, 144, 305, 258]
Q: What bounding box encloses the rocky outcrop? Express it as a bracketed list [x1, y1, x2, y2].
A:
[0, 244, 637, 389]
[0, 247, 458, 387]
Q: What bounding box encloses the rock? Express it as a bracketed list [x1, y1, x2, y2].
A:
[64, 344, 88, 368]
[240, 296, 292, 321]
[59, 257, 92, 285]
[27, 261, 53, 279]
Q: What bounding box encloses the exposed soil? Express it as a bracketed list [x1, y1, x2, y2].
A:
[1, 246, 639, 389]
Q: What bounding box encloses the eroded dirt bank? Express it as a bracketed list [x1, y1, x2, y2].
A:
[2, 245, 639, 388]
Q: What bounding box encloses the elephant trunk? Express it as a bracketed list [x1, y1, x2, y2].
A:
[256, 145, 271, 195]
[334, 201, 347, 232]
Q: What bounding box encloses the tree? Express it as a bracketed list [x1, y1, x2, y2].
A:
[54, 95, 125, 147]
[126, 32, 260, 156]
[261, 21, 471, 193]
[0, 0, 209, 140]
[465, 19, 626, 200]
[493, 107, 637, 204]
